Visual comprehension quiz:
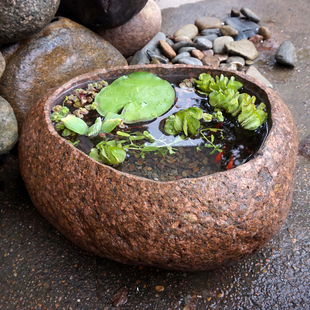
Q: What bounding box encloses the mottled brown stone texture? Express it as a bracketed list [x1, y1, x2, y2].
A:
[19, 65, 298, 271]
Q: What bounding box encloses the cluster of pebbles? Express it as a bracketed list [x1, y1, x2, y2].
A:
[129, 7, 297, 87]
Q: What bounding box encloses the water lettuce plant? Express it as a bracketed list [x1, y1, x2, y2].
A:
[195, 73, 268, 130]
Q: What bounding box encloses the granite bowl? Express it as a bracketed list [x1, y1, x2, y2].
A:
[19, 64, 298, 271]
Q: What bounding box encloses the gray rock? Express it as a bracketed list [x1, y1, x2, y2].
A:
[220, 63, 237, 70]
[171, 52, 191, 64]
[240, 7, 261, 23]
[201, 28, 221, 36]
[196, 34, 218, 42]
[176, 57, 203, 66]
[0, 0, 61, 45]
[193, 37, 213, 50]
[195, 16, 222, 31]
[0, 96, 18, 155]
[0, 52, 5, 79]
[225, 39, 258, 60]
[178, 46, 196, 54]
[172, 40, 193, 52]
[173, 24, 199, 39]
[146, 50, 169, 64]
[226, 56, 245, 68]
[225, 17, 259, 40]
[130, 32, 166, 65]
[246, 66, 273, 88]
[213, 36, 234, 54]
[275, 41, 297, 67]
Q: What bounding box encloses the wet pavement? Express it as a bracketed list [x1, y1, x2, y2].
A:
[1, 0, 310, 309]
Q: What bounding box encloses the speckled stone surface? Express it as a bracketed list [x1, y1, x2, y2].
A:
[19, 65, 298, 271]
[0, 0, 60, 44]
[0, 17, 127, 127]
[57, 0, 148, 29]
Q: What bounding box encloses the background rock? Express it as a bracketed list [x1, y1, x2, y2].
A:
[0, 96, 18, 155]
[95, 0, 161, 58]
[57, 0, 148, 29]
[0, 17, 127, 127]
[0, 0, 60, 45]
[0, 52, 5, 79]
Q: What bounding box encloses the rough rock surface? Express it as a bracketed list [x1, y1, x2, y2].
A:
[0, 17, 127, 127]
[275, 41, 297, 67]
[225, 39, 258, 60]
[0, 52, 5, 79]
[0, 96, 18, 155]
[57, 0, 148, 29]
[0, 0, 60, 45]
[95, 0, 161, 58]
[19, 65, 298, 271]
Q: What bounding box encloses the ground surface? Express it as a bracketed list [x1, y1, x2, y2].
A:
[1, 0, 310, 309]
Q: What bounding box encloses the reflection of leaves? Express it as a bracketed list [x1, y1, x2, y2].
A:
[112, 286, 128, 307]
[95, 72, 175, 124]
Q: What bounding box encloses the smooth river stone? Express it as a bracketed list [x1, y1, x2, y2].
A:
[226, 56, 245, 68]
[193, 37, 213, 50]
[213, 36, 234, 54]
[171, 52, 191, 64]
[225, 39, 259, 60]
[220, 25, 238, 37]
[173, 24, 199, 40]
[159, 39, 176, 58]
[225, 17, 259, 40]
[201, 55, 220, 67]
[176, 57, 203, 66]
[240, 7, 261, 23]
[201, 28, 221, 36]
[0, 17, 127, 126]
[275, 41, 297, 67]
[195, 16, 222, 31]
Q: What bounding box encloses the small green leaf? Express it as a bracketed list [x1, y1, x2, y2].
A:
[87, 117, 102, 137]
[62, 114, 88, 135]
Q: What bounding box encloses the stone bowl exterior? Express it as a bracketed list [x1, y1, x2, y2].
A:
[19, 65, 298, 271]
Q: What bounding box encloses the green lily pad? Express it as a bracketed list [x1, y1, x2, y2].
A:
[95, 72, 175, 124]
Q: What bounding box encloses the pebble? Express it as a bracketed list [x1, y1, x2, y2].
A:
[174, 36, 193, 43]
[245, 59, 254, 65]
[0, 52, 5, 79]
[220, 63, 237, 70]
[246, 65, 273, 88]
[195, 16, 222, 31]
[226, 56, 245, 68]
[214, 53, 229, 62]
[225, 17, 259, 40]
[202, 49, 214, 56]
[259, 26, 272, 40]
[231, 8, 240, 17]
[171, 52, 191, 64]
[213, 36, 234, 54]
[178, 46, 197, 54]
[275, 41, 297, 67]
[248, 34, 264, 45]
[298, 135, 310, 159]
[200, 34, 218, 42]
[240, 7, 261, 23]
[201, 55, 220, 67]
[130, 32, 166, 65]
[159, 39, 177, 58]
[225, 39, 258, 60]
[201, 28, 222, 36]
[176, 57, 203, 66]
[146, 50, 170, 64]
[0, 96, 18, 155]
[173, 24, 199, 39]
[193, 37, 213, 50]
[191, 49, 205, 60]
[172, 40, 193, 52]
[220, 25, 238, 37]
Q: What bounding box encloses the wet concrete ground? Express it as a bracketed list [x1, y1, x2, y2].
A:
[1, 0, 310, 309]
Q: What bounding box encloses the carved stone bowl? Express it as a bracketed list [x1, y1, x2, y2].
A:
[19, 65, 298, 271]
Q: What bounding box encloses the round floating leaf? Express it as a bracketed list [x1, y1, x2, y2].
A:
[95, 72, 175, 124]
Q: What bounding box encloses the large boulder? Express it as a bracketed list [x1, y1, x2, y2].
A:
[0, 96, 18, 155]
[57, 0, 148, 29]
[0, 0, 60, 45]
[0, 17, 127, 127]
[95, 0, 162, 57]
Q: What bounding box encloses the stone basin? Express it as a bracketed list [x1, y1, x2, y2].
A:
[19, 64, 298, 271]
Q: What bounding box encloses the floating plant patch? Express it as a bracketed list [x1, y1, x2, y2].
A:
[50, 71, 269, 181]
[95, 71, 176, 123]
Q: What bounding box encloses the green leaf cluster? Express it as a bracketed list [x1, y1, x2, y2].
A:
[194, 73, 268, 130]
